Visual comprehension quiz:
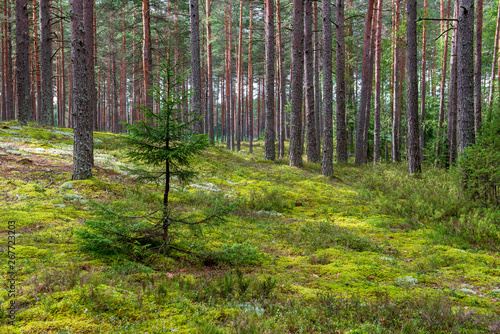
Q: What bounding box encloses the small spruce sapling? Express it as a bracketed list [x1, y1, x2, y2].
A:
[124, 58, 209, 246]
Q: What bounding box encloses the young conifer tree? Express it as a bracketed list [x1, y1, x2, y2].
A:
[125, 58, 209, 244]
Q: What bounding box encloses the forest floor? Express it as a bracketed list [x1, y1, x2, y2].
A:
[1, 121, 500, 333]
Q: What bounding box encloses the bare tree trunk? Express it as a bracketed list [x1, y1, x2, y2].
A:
[435, 0, 451, 166]
[406, 0, 420, 175]
[248, 2, 254, 153]
[190, 0, 203, 133]
[84, 0, 94, 166]
[373, 0, 383, 164]
[132, 25, 138, 123]
[336, 0, 348, 163]
[32, 0, 41, 121]
[488, 0, 500, 105]
[457, 0, 475, 156]
[304, 0, 319, 162]
[392, 0, 401, 162]
[320, 0, 333, 174]
[206, 0, 214, 143]
[142, 0, 153, 117]
[264, 0, 275, 160]
[447, 1, 459, 166]
[474, 0, 483, 137]
[277, 0, 286, 158]
[355, 0, 376, 164]
[419, 0, 428, 163]
[16, 0, 33, 125]
[120, 4, 126, 131]
[3, 0, 14, 120]
[236, 0, 243, 151]
[39, 0, 53, 125]
[70, 0, 92, 180]
[290, 0, 304, 167]
[313, 1, 321, 157]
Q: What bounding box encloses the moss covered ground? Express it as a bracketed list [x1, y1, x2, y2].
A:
[0, 122, 499, 333]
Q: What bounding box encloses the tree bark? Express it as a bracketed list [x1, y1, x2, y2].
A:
[277, 0, 286, 158]
[190, 0, 203, 133]
[447, 1, 459, 166]
[392, 0, 401, 162]
[304, 0, 319, 162]
[373, 0, 383, 164]
[248, 2, 254, 153]
[354, 0, 376, 164]
[70, 0, 92, 180]
[84, 0, 94, 165]
[264, 0, 275, 160]
[419, 0, 428, 164]
[3, 0, 14, 120]
[457, 0, 475, 156]
[236, 0, 243, 151]
[488, 0, 500, 105]
[16, 0, 33, 125]
[32, 0, 40, 121]
[313, 1, 321, 157]
[142, 0, 153, 115]
[206, 0, 214, 143]
[435, 0, 451, 166]
[406, 0, 420, 175]
[290, 0, 304, 167]
[474, 0, 483, 137]
[321, 0, 333, 174]
[336, 0, 348, 163]
[39, 0, 53, 125]
[120, 4, 126, 131]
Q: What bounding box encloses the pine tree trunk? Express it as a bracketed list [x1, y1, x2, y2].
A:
[277, 0, 286, 158]
[236, 0, 243, 151]
[248, 2, 254, 153]
[457, 0, 475, 156]
[120, 6, 126, 131]
[84, 0, 94, 165]
[435, 0, 451, 166]
[354, 0, 376, 164]
[474, 0, 483, 137]
[304, 0, 319, 163]
[190, 0, 203, 134]
[206, 0, 214, 143]
[313, 1, 321, 157]
[142, 0, 153, 115]
[447, 1, 459, 166]
[392, 0, 401, 162]
[290, 0, 304, 167]
[16, 0, 33, 125]
[71, 0, 92, 180]
[373, 0, 383, 164]
[406, 0, 420, 175]
[336, 0, 348, 163]
[32, 0, 41, 122]
[3, 0, 14, 120]
[320, 0, 333, 174]
[264, 0, 275, 160]
[39, 0, 53, 126]
[488, 0, 500, 105]
[419, 0, 428, 164]
[132, 25, 138, 124]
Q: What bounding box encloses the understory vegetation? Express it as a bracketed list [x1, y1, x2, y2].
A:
[0, 122, 499, 333]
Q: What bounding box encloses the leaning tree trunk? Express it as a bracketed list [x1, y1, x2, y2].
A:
[39, 0, 53, 125]
[16, 0, 33, 125]
[406, 0, 421, 175]
[457, 0, 475, 156]
[190, 0, 203, 133]
[70, 0, 92, 180]
[264, 0, 275, 160]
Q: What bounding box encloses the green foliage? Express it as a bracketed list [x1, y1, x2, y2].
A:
[245, 186, 292, 213]
[124, 58, 209, 184]
[458, 114, 500, 206]
[201, 243, 266, 267]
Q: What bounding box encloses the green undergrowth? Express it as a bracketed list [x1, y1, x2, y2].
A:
[0, 122, 499, 333]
